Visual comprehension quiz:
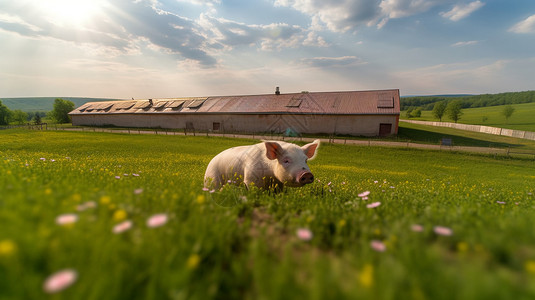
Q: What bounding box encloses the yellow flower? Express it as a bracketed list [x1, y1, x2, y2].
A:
[457, 242, 469, 253]
[0, 240, 17, 257]
[187, 254, 201, 270]
[113, 210, 127, 222]
[525, 260, 535, 274]
[338, 219, 347, 228]
[45, 188, 53, 195]
[358, 264, 374, 288]
[100, 195, 111, 205]
[196, 195, 205, 205]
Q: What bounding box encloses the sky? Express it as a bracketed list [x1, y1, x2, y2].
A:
[0, 0, 534, 98]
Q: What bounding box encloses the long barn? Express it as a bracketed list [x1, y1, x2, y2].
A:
[68, 89, 400, 137]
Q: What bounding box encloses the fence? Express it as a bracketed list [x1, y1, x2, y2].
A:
[401, 120, 535, 141]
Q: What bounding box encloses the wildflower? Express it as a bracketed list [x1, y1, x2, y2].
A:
[76, 201, 97, 212]
[43, 269, 78, 293]
[367, 202, 381, 209]
[186, 254, 201, 270]
[147, 213, 168, 228]
[56, 214, 78, 226]
[338, 219, 347, 228]
[202, 187, 209, 192]
[40, 158, 46, 161]
[0, 239, 17, 256]
[525, 260, 535, 274]
[115, 176, 121, 179]
[411, 224, 424, 232]
[496, 201, 506, 204]
[296, 228, 313, 241]
[132, 173, 140, 177]
[457, 242, 469, 253]
[113, 210, 127, 222]
[112, 220, 133, 234]
[434, 226, 453, 236]
[358, 191, 370, 198]
[50, 159, 56, 162]
[341, 182, 346, 185]
[196, 195, 205, 204]
[328, 181, 332, 186]
[374, 180, 379, 184]
[134, 188, 144, 195]
[209, 189, 215, 193]
[358, 264, 374, 288]
[370, 240, 386, 252]
[100, 195, 111, 205]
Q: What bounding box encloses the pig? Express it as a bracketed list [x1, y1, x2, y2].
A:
[204, 139, 320, 190]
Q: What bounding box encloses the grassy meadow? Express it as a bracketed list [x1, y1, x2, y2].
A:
[402, 102, 535, 132]
[1, 130, 535, 300]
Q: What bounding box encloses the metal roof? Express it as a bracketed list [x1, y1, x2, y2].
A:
[69, 89, 400, 116]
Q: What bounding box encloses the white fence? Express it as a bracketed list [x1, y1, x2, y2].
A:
[401, 120, 535, 141]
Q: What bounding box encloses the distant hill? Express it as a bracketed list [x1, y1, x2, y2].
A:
[0, 97, 122, 112]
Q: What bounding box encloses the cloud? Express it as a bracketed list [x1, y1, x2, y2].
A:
[300, 56, 367, 68]
[199, 14, 328, 51]
[509, 14, 535, 33]
[440, 1, 485, 21]
[451, 40, 479, 47]
[275, 0, 456, 31]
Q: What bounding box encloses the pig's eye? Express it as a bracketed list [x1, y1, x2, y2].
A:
[283, 158, 291, 165]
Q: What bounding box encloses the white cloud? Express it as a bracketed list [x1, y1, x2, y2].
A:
[509, 14, 535, 33]
[440, 1, 485, 21]
[300, 56, 367, 68]
[198, 14, 327, 51]
[275, 0, 456, 31]
[451, 40, 479, 47]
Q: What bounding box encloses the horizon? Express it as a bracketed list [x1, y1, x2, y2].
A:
[1, 0, 534, 98]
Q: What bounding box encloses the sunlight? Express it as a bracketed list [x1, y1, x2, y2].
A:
[37, 0, 105, 27]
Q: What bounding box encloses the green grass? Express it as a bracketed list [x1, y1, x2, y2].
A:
[396, 122, 535, 151]
[402, 102, 535, 132]
[2, 130, 535, 300]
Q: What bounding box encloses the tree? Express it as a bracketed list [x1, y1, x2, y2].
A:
[12, 110, 28, 125]
[501, 105, 515, 124]
[50, 98, 75, 123]
[0, 100, 12, 125]
[432, 101, 447, 121]
[33, 113, 42, 125]
[446, 100, 463, 123]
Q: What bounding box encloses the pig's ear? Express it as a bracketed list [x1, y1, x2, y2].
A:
[264, 141, 282, 160]
[302, 139, 320, 160]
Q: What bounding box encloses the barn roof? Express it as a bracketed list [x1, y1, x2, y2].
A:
[69, 89, 400, 116]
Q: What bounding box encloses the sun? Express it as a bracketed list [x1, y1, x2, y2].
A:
[37, 0, 105, 27]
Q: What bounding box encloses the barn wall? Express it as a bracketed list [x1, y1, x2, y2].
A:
[71, 113, 399, 136]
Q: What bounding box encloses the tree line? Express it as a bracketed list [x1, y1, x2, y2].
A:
[0, 98, 75, 126]
[401, 90, 535, 111]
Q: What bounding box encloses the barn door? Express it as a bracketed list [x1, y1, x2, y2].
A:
[379, 123, 392, 136]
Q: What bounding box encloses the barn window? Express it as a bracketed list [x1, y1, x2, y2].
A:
[286, 97, 302, 107]
[153, 101, 168, 110]
[187, 99, 206, 108]
[168, 100, 185, 110]
[377, 92, 394, 108]
[213, 122, 221, 131]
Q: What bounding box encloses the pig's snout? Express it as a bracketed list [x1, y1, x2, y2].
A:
[298, 171, 314, 185]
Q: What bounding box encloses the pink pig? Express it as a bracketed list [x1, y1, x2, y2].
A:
[204, 139, 320, 189]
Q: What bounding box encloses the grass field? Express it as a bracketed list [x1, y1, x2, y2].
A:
[1, 130, 535, 300]
[401, 102, 535, 132]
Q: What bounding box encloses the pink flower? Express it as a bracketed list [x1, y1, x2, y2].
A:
[370, 240, 386, 252]
[367, 202, 381, 208]
[76, 201, 97, 212]
[358, 191, 371, 198]
[133, 173, 140, 177]
[147, 213, 168, 228]
[434, 226, 453, 236]
[40, 158, 46, 161]
[296, 228, 313, 241]
[361, 196, 369, 201]
[202, 187, 209, 192]
[43, 269, 78, 293]
[134, 188, 144, 195]
[411, 224, 424, 232]
[113, 220, 133, 234]
[56, 214, 78, 225]
[115, 176, 121, 179]
[496, 201, 505, 204]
